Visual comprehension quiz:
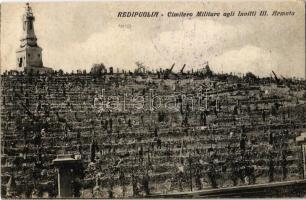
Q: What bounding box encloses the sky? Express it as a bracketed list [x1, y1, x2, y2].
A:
[1, 1, 305, 78]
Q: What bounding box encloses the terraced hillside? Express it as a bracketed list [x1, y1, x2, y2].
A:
[1, 72, 306, 198]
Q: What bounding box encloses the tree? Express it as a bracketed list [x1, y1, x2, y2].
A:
[245, 72, 257, 82]
[201, 63, 213, 78]
[58, 69, 64, 76]
[90, 63, 107, 76]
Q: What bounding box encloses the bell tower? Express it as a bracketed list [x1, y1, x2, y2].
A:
[16, 3, 43, 71]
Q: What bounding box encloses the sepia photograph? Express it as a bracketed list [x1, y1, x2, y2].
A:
[0, 0, 305, 198]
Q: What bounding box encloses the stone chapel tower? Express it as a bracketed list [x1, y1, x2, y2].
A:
[16, 3, 52, 73]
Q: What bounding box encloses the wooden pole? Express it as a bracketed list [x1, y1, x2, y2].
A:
[302, 145, 305, 179]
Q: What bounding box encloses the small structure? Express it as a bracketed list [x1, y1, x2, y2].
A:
[296, 132, 306, 179]
[52, 154, 81, 198]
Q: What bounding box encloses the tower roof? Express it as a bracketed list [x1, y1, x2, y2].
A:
[20, 2, 37, 47]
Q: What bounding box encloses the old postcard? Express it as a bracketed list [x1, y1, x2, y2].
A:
[0, 0, 305, 198]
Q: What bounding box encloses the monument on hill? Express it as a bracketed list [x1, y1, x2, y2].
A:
[16, 3, 52, 73]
